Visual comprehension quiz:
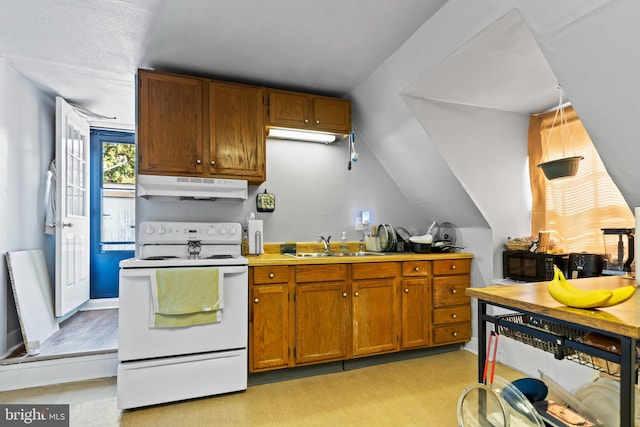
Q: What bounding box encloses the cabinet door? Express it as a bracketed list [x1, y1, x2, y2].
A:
[250, 284, 290, 372]
[267, 90, 312, 129]
[312, 97, 352, 133]
[295, 282, 350, 365]
[209, 82, 265, 183]
[401, 278, 430, 349]
[138, 70, 204, 175]
[352, 278, 399, 356]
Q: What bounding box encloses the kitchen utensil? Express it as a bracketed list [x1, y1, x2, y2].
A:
[409, 241, 431, 253]
[458, 332, 546, 426]
[376, 224, 397, 252]
[364, 236, 381, 252]
[458, 331, 508, 426]
[394, 227, 412, 242]
[511, 378, 548, 403]
[538, 370, 602, 426]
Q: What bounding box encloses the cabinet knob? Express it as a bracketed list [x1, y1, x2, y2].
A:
[269, 273, 275, 278]
[342, 292, 347, 297]
[404, 288, 409, 293]
[414, 267, 419, 271]
[354, 291, 359, 297]
[452, 314, 457, 319]
[210, 160, 215, 165]
[304, 119, 309, 124]
[196, 159, 202, 164]
[315, 119, 320, 124]
[451, 289, 457, 294]
[452, 332, 458, 337]
[254, 297, 259, 303]
[451, 265, 456, 270]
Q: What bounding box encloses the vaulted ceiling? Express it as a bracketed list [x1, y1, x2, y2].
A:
[3, 0, 639, 230]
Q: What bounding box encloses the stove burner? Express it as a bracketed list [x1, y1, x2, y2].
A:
[142, 256, 179, 261]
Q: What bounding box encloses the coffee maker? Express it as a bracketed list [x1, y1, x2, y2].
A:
[601, 228, 635, 275]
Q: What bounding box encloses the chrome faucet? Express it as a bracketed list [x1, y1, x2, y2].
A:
[318, 235, 331, 252]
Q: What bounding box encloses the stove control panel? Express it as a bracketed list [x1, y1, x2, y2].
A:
[139, 221, 242, 245]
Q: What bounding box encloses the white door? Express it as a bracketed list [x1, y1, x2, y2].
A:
[55, 97, 90, 317]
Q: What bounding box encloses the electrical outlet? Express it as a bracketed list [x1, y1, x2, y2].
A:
[355, 218, 364, 231]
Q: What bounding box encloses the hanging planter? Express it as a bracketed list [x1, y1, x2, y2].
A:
[538, 155, 583, 180]
[537, 85, 583, 180]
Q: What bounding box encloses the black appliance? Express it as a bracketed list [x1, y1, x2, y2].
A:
[567, 253, 603, 278]
[503, 250, 568, 282]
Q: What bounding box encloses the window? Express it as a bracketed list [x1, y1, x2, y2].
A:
[101, 141, 136, 251]
[528, 106, 634, 255]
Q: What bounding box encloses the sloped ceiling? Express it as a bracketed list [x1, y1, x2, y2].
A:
[2, 0, 639, 230]
[0, 0, 447, 127]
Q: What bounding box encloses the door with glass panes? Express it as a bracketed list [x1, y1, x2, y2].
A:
[90, 129, 135, 298]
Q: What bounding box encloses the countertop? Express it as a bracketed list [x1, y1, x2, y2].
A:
[246, 251, 474, 267]
[466, 275, 640, 339]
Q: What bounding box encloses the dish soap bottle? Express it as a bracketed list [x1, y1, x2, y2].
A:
[340, 231, 348, 253]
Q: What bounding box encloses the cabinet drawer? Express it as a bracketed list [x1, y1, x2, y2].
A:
[433, 306, 471, 325]
[401, 261, 430, 277]
[296, 264, 347, 283]
[351, 262, 398, 280]
[252, 266, 289, 284]
[433, 323, 471, 345]
[433, 276, 470, 307]
[432, 259, 470, 276]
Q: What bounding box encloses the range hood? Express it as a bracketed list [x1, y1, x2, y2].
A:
[137, 174, 248, 200]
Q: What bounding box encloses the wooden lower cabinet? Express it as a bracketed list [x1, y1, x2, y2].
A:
[295, 281, 350, 365]
[294, 264, 349, 365]
[400, 261, 431, 349]
[432, 259, 472, 345]
[249, 266, 291, 372]
[351, 262, 400, 356]
[249, 257, 471, 373]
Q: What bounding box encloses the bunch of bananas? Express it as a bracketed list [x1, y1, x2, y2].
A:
[547, 266, 636, 309]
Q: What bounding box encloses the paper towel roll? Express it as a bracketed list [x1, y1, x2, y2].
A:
[248, 220, 263, 255]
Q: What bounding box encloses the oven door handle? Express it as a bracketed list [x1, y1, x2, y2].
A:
[120, 266, 247, 278]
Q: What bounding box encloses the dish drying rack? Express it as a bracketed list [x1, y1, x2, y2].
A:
[496, 313, 638, 377]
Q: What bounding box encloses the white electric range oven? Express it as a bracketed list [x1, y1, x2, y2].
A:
[117, 221, 248, 410]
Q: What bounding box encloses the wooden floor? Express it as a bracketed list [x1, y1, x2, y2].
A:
[2, 309, 118, 364]
[0, 350, 524, 426]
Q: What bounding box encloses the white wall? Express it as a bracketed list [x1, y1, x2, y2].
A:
[0, 58, 55, 357]
[137, 133, 430, 243]
[405, 99, 532, 280]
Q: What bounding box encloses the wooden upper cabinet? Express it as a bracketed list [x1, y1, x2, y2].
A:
[137, 69, 266, 184]
[137, 70, 204, 175]
[267, 89, 351, 134]
[209, 82, 265, 182]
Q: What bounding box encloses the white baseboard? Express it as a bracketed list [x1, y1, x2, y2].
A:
[81, 298, 119, 311]
[0, 353, 118, 391]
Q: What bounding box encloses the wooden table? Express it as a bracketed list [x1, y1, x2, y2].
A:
[467, 276, 640, 427]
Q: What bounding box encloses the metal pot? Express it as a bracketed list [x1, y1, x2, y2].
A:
[410, 241, 431, 253]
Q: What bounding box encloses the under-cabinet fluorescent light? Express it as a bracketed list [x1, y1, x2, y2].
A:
[268, 128, 337, 144]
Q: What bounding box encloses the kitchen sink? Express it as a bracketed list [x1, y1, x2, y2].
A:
[285, 251, 386, 258]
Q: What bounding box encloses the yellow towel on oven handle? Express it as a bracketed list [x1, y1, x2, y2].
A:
[153, 267, 223, 315]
